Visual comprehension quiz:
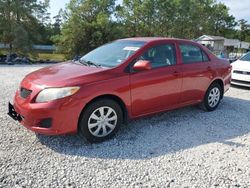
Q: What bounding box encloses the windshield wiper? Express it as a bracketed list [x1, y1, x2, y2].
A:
[79, 59, 101, 67]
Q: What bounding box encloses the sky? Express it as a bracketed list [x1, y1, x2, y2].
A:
[218, 0, 250, 23]
[49, 0, 69, 18]
[49, 0, 250, 23]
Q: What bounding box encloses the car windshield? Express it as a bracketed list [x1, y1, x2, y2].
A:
[240, 52, 250, 61]
[80, 40, 146, 68]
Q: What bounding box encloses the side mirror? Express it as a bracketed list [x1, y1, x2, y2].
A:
[133, 60, 152, 72]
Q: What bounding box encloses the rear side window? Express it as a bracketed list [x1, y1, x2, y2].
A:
[180, 44, 209, 64]
[202, 51, 209, 62]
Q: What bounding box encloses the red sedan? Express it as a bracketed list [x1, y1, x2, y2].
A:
[8, 38, 232, 142]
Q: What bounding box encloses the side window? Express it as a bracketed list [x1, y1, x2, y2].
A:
[202, 51, 209, 62]
[180, 44, 208, 64]
[139, 44, 176, 68]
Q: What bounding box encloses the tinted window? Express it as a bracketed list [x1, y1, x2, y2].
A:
[139, 44, 176, 68]
[240, 52, 250, 61]
[180, 44, 208, 63]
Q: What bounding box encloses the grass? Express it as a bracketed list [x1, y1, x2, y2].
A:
[35, 53, 66, 62]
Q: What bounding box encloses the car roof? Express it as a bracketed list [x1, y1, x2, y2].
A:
[119, 37, 193, 43]
[117, 37, 218, 61]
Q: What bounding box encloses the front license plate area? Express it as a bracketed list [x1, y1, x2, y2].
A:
[8, 102, 22, 122]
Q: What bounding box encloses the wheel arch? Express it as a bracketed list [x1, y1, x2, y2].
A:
[77, 94, 128, 133]
[208, 78, 224, 98]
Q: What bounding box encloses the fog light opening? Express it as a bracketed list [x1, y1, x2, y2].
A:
[39, 118, 52, 128]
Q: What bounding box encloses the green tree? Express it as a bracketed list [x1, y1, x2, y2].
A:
[237, 19, 250, 42]
[208, 2, 237, 37]
[0, 0, 50, 54]
[116, 0, 159, 37]
[55, 0, 121, 57]
[52, 9, 64, 36]
[116, 0, 237, 39]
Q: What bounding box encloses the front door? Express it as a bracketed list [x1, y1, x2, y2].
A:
[130, 43, 182, 117]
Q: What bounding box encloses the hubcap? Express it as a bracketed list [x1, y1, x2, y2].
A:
[88, 106, 117, 137]
[208, 87, 220, 108]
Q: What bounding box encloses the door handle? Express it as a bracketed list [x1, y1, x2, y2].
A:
[173, 71, 179, 76]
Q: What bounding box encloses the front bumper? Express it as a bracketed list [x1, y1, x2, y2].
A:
[231, 72, 250, 87]
[8, 90, 85, 135]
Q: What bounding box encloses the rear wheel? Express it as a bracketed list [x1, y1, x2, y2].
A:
[201, 82, 223, 111]
[79, 99, 123, 143]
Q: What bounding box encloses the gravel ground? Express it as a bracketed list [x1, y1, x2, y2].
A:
[1, 64, 250, 187]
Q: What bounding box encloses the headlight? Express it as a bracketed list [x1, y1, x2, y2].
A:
[36, 87, 80, 103]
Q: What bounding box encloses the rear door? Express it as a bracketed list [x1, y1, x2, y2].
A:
[130, 42, 182, 117]
[178, 43, 213, 103]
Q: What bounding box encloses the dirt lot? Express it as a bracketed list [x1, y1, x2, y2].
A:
[0, 65, 250, 187]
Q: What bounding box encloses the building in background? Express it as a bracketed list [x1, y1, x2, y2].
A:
[0, 43, 56, 53]
[195, 35, 250, 58]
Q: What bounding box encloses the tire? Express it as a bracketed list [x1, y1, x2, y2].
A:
[79, 99, 123, 143]
[201, 82, 223, 111]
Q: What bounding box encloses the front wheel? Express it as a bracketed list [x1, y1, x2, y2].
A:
[201, 82, 223, 111]
[79, 99, 123, 143]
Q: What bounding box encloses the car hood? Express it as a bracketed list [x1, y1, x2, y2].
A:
[23, 61, 110, 87]
[232, 60, 250, 71]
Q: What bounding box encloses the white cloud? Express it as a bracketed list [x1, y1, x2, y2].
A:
[218, 0, 250, 23]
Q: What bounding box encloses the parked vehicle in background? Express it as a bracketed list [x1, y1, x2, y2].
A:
[228, 55, 238, 63]
[5, 53, 18, 65]
[231, 52, 250, 87]
[8, 38, 232, 143]
[12, 57, 32, 64]
[0, 54, 6, 63]
[217, 51, 232, 64]
[1, 54, 39, 65]
[73, 55, 82, 61]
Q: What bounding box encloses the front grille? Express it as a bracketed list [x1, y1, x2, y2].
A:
[20, 87, 32, 98]
[231, 79, 250, 85]
[233, 70, 250, 75]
